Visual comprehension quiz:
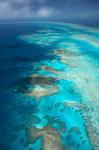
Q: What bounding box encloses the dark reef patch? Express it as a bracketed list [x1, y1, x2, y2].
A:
[13, 74, 57, 94]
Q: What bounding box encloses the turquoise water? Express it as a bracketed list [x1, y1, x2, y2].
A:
[0, 22, 99, 150]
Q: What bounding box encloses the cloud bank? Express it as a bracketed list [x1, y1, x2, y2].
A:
[0, 0, 99, 20]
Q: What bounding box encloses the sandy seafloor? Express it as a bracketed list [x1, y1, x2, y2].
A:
[0, 22, 99, 150]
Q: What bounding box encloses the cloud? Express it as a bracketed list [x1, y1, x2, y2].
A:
[0, 0, 98, 20]
[36, 7, 56, 18]
[0, 0, 57, 20]
[37, 0, 46, 3]
[0, 1, 33, 19]
[0, 1, 12, 19]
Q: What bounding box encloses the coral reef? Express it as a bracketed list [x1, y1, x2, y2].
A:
[64, 101, 87, 111]
[13, 74, 59, 99]
[40, 65, 63, 75]
[28, 85, 59, 99]
[14, 124, 65, 150]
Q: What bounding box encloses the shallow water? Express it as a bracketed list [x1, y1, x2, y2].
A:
[0, 22, 99, 150]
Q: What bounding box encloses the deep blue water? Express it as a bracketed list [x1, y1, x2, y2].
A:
[0, 23, 46, 148]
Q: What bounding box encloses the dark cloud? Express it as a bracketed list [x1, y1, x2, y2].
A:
[0, 0, 99, 20]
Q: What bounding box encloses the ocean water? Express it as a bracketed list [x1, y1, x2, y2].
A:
[0, 22, 99, 150]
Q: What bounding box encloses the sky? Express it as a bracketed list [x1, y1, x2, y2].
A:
[0, 0, 99, 21]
